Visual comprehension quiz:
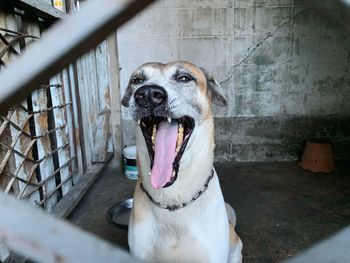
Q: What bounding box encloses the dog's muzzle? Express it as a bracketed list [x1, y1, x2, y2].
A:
[133, 84, 195, 190]
[134, 85, 168, 111]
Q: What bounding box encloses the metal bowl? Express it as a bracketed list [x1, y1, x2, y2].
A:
[106, 198, 133, 230]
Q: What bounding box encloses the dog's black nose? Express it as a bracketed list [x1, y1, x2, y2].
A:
[134, 85, 167, 109]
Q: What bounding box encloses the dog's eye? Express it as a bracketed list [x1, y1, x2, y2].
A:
[177, 75, 192, 83]
[132, 77, 144, 85]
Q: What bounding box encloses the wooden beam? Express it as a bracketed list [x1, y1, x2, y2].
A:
[51, 153, 112, 218]
[92, 110, 111, 163]
[107, 32, 123, 169]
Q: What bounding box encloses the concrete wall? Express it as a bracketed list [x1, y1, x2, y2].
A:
[117, 0, 350, 162]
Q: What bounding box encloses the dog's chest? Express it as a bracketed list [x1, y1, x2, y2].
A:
[145, 222, 210, 262]
[129, 192, 230, 263]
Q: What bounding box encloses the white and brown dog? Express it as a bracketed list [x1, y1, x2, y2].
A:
[121, 61, 243, 263]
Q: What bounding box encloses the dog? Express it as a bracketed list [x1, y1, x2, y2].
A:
[121, 61, 243, 263]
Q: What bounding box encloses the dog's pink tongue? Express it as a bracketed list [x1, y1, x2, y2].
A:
[151, 120, 178, 189]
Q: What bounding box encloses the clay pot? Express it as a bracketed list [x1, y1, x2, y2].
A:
[299, 140, 335, 173]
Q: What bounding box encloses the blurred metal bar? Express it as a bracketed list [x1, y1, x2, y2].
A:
[0, 0, 156, 115]
[285, 227, 350, 263]
[0, 191, 137, 263]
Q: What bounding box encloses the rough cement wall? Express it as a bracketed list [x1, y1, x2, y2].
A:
[117, 0, 350, 162]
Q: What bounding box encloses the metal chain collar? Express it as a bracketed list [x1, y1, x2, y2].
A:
[140, 169, 215, 212]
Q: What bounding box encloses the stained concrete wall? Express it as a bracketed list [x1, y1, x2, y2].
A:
[117, 0, 350, 162]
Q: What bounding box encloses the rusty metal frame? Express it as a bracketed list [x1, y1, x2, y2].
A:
[0, 79, 76, 205]
[0, 0, 157, 114]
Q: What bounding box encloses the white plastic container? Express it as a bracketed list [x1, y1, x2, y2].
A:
[123, 146, 138, 180]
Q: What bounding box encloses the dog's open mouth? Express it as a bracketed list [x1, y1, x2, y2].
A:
[139, 116, 195, 189]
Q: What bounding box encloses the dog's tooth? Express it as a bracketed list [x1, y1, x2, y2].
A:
[152, 125, 157, 135]
[177, 132, 183, 142]
[176, 140, 182, 152]
[167, 117, 171, 123]
[176, 136, 183, 151]
[178, 127, 184, 139]
[152, 125, 157, 145]
[176, 123, 184, 153]
[137, 119, 141, 125]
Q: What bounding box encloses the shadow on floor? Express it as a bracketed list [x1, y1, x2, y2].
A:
[69, 161, 350, 262]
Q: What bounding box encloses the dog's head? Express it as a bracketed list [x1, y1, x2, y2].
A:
[122, 61, 226, 189]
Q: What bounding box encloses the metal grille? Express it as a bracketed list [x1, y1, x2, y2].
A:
[0, 27, 78, 211]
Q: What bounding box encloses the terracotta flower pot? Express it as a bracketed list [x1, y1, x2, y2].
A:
[299, 140, 335, 173]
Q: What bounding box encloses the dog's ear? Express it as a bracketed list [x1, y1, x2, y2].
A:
[121, 83, 132, 107]
[201, 68, 227, 106]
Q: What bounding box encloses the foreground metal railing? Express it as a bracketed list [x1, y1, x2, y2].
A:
[0, 191, 138, 262]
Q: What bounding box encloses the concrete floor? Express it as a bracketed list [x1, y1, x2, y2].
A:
[69, 161, 350, 262]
